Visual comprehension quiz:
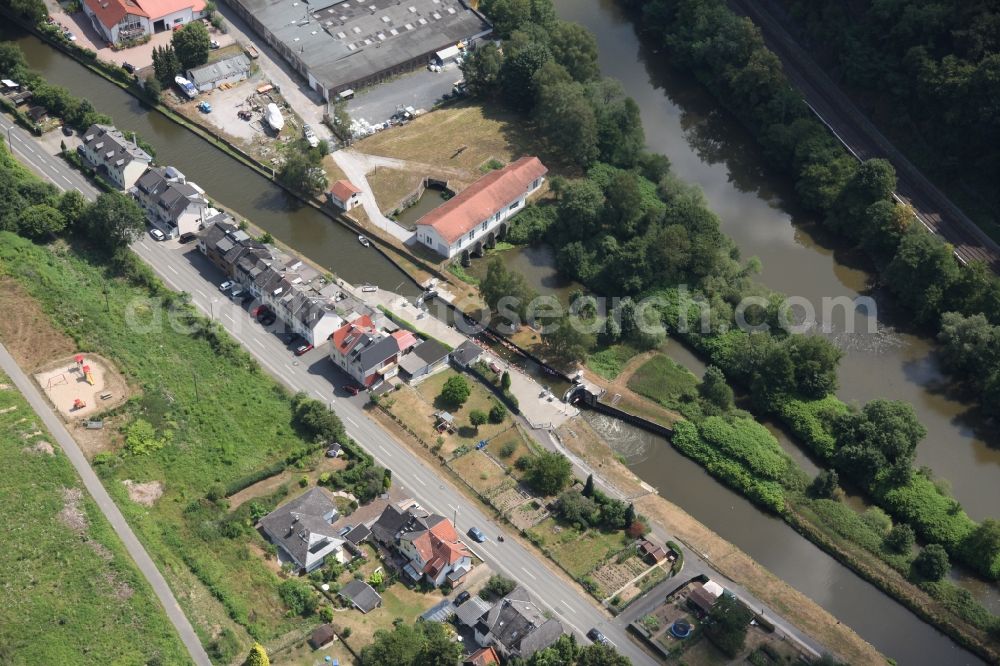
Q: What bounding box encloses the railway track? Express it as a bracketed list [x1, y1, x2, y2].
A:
[729, 0, 1000, 272]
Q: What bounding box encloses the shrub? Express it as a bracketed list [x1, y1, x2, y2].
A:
[514, 456, 531, 471]
[626, 520, 648, 539]
[489, 402, 507, 423]
[469, 409, 487, 430]
[278, 580, 318, 616]
[481, 574, 516, 600]
[124, 418, 166, 455]
[298, 475, 309, 488]
[318, 605, 334, 623]
[499, 441, 517, 458]
[913, 543, 949, 581]
[884, 524, 915, 554]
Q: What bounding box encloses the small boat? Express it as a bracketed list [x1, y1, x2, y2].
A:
[358, 235, 371, 247]
[265, 103, 284, 132]
[174, 75, 197, 99]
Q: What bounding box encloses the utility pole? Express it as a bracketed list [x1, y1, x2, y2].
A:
[103, 283, 110, 313]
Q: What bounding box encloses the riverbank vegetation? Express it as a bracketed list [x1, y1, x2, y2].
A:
[0, 372, 190, 664]
[778, 0, 1000, 239]
[468, 0, 1000, 655]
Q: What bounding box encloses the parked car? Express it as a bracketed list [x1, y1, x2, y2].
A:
[586, 628, 609, 645]
[454, 591, 471, 606]
[210, 39, 220, 49]
[178, 232, 197, 244]
[60, 125, 73, 136]
[303, 124, 319, 148]
[230, 287, 245, 301]
[294, 341, 313, 356]
[343, 384, 361, 396]
[122, 62, 135, 73]
[149, 228, 165, 241]
[63, 31, 76, 41]
[258, 310, 276, 326]
[467, 527, 486, 543]
[218, 280, 233, 292]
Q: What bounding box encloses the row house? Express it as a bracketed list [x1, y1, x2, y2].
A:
[78, 124, 152, 190]
[132, 166, 208, 238]
[328, 316, 417, 388]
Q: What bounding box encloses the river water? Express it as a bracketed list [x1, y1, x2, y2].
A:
[3, 22, 991, 664]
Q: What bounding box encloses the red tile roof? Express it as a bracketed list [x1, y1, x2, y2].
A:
[331, 314, 373, 354]
[392, 330, 418, 352]
[466, 646, 500, 666]
[85, 0, 147, 29]
[137, 0, 205, 20]
[416, 156, 547, 244]
[330, 179, 361, 201]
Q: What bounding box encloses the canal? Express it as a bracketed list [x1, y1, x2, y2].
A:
[2, 27, 416, 295]
[3, 22, 991, 664]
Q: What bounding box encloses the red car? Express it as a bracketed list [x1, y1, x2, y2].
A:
[294, 342, 313, 356]
[343, 385, 361, 396]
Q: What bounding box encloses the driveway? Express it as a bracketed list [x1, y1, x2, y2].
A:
[346, 64, 463, 125]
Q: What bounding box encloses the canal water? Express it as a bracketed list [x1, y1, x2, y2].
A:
[3, 23, 991, 664]
[2, 28, 416, 295]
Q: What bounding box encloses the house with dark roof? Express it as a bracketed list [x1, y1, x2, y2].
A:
[258, 487, 345, 573]
[415, 157, 546, 261]
[450, 339, 482, 368]
[78, 124, 152, 190]
[309, 623, 336, 649]
[339, 579, 382, 613]
[686, 582, 718, 617]
[132, 165, 208, 238]
[454, 595, 492, 628]
[328, 315, 403, 387]
[473, 585, 564, 660]
[368, 502, 473, 587]
[398, 338, 451, 383]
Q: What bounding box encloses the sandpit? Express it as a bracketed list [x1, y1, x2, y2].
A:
[123, 480, 164, 506]
[33, 354, 128, 420]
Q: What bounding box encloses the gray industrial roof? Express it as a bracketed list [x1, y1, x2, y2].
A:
[233, 0, 490, 92]
[188, 54, 251, 86]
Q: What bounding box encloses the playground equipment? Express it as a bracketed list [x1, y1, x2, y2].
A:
[82, 365, 95, 386]
[72, 398, 86, 411]
[45, 373, 68, 390]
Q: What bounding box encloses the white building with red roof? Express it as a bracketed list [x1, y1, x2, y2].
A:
[415, 156, 547, 261]
[83, 0, 206, 45]
[328, 179, 362, 211]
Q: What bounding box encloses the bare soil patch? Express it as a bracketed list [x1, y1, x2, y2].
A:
[591, 555, 648, 598]
[123, 479, 164, 506]
[58, 487, 88, 534]
[24, 440, 55, 456]
[557, 417, 646, 497]
[33, 353, 130, 421]
[0, 276, 76, 369]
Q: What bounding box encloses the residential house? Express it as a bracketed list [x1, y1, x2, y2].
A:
[339, 579, 382, 613]
[328, 315, 402, 388]
[465, 646, 501, 666]
[398, 338, 451, 383]
[638, 539, 667, 564]
[258, 487, 345, 573]
[132, 166, 208, 238]
[450, 340, 482, 368]
[473, 585, 564, 660]
[454, 596, 493, 629]
[369, 503, 473, 587]
[415, 157, 547, 261]
[83, 0, 207, 46]
[686, 582, 718, 617]
[328, 179, 362, 210]
[78, 124, 152, 190]
[187, 54, 252, 92]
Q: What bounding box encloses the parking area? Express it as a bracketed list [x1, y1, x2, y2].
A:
[346, 63, 464, 126]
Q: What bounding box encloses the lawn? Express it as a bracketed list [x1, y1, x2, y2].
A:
[528, 517, 631, 579]
[0, 233, 337, 648]
[0, 372, 190, 664]
[368, 167, 424, 213]
[586, 345, 639, 380]
[336, 583, 442, 651]
[384, 369, 514, 458]
[450, 450, 507, 494]
[485, 425, 536, 473]
[627, 354, 699, 410]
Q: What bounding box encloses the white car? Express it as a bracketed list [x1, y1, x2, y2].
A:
[218, 280, 234, 292]
[303, 124, 319, 148]
[149, 228, 165, 241]
[64, 31, 77, 41]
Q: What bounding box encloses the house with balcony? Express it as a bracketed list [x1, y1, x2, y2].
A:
[78, 124, 152, 190]
[258, 487, 346, 573]
[369, 502, 472, 587]
[415, 156, 546, 262]
[132, 166, 208, 238]
[328, 315, 403, 388]
[83, 0, 206, 45]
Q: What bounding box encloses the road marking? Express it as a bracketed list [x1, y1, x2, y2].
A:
[520, 567, 537, 580]
[75, 186, 85, 194]
[167, 265, 179, 275]
[222, 312, 234, 323]
[254, 339, 266, 349]
[378, 444, 388, 454]
[344, 415, 358, 427]
[414, 476, 426, 486]
[61, 175, 73, 185]
[561, 600, 577, 613]
[48, 164, 59, 173]
[196, 289, 207, 300]
[314, 389, 326, 400]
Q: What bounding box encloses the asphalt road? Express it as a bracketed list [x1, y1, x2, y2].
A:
[0, 344, 211, 666]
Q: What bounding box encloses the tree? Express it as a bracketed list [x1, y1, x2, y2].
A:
[480, 256, 536, 324]
[501, 370, 512, 392]
[8, 0, 47, 23]
[481, 574, 517, 600]
[703, 594, 753, 658]
[479, 0, 532, 37]
[439, 375, 471, 408]
[541, 313, 594, 362]
[499, 34, 552, 112]
[144, 75, 162, 103]
[699, 365, 733, 413]
[961, 519, 1000, 579]
[582, 473, 594, 497]
[785, 334, 841, 399]
[833, 399, 926, 490]
[277, 139, 328, 195]
[884, 523, 915, 554]
[17, 204, 65, 239]
[534, 67, 599, 165]
[549, 20, 599, 82]
[152, 45, 181, 85]
[278, 579, 318, 616]
[809, 469, 839, 498]
[83, 191, 146, 254]
[172, 21, 211, 69]
[488, 402, 507, 423]
[586, 79, 645, 168]
[58, 189, 89, 230]
[884, 230, 960, 324]
[244, 642, 270, 666]
[577, 642, 630, 666]
[524, 450, 572, 496]
[913, 543, 949, 581]
[461, 42, 503, 95]
[291, 393, 345, 442]
[469, 409, 487, 432]
[555, 490, 598, 527]
[624, 503, 636, 526]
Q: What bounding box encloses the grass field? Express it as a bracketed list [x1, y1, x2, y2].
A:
[627, 354, 699, 410]
[0, 372, 190, 665]
[586, 345, 639, 380]
[528, 517, 631, 579]
[0, 233, 329, 652]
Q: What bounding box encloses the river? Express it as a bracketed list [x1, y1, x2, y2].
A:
[2, 21, 991, 665]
